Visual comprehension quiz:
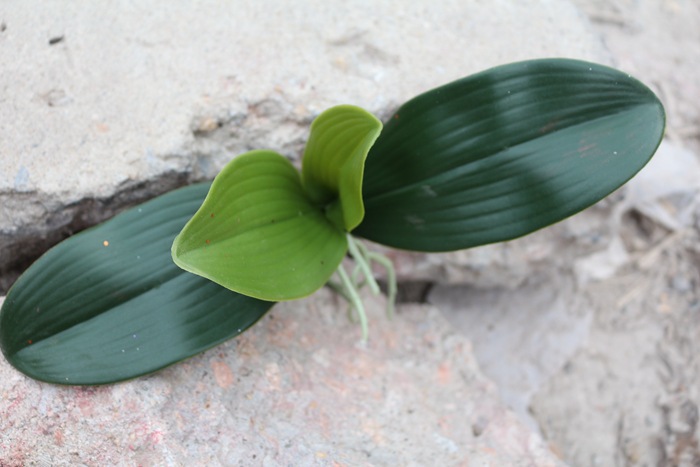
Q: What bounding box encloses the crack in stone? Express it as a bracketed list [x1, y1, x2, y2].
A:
[0, 171, 191, 294]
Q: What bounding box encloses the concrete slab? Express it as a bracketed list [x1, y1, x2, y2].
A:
[0, 292, 563, 465]
[0, 1, 614, 463]
[0, 0, 607, 291]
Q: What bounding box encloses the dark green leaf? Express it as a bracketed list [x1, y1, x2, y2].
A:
[0, 184, 274, 385]
[356, 59, 665, 251]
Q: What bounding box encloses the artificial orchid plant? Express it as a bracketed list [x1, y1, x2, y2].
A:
[0, 59, 665, 384]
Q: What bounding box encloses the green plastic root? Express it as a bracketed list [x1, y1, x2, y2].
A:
[330, 235, 397, 341]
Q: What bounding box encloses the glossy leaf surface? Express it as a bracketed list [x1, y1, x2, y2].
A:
[172, 151, 347, 301]
[356, 59, 665, 251]
[301, 105, 382, 231]
[0, 184, 274, 385]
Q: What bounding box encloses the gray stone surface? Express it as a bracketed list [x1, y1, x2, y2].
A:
[428, 139, 700, 462]
[0, 0, 606, 291]
[1, 1, 635, 464]
[0, 292, 563, 466]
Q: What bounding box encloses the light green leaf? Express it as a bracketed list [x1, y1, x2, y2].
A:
[172, 150, 347, 301]
[357, 59, 665, 251]
[301, 105, 382, 231]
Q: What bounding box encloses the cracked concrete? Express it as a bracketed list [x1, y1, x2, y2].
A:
[7, 0, 678, 465]
[0, 0, 607, 293]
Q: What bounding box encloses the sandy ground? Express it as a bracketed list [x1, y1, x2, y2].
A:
[432, 1, 700, 465]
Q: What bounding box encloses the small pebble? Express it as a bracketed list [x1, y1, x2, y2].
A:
[196, 117, 219, 133]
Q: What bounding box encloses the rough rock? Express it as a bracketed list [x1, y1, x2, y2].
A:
[526, 1, 700, 461]
[0, 0, 640, 463]
[529, 225, 700, 466]
[428, 142, 700, 446]
[0, 0, 607, 292]
[0, 291, 564, 466]
[519, 140, 700, 464]
[429, 274, 591, 432]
